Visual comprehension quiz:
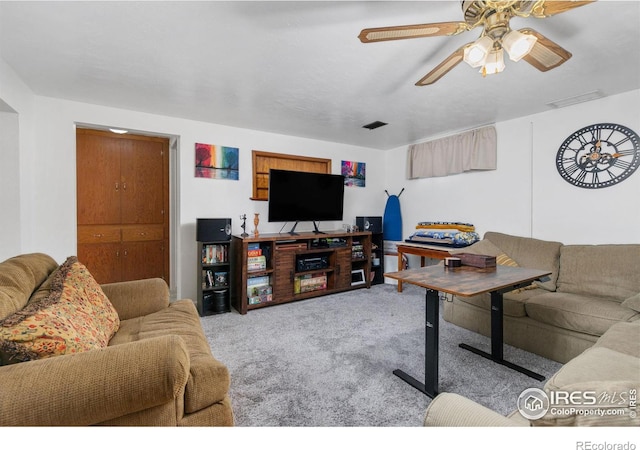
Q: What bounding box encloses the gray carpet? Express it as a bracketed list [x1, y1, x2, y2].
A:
[200, 283, 562, 426]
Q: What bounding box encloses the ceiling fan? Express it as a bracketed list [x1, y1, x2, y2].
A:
[358, 0, 594, 85]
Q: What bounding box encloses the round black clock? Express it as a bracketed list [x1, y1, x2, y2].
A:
[555, 123, 640, 189]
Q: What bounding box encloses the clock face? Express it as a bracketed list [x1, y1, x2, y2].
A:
[556, 123, 640, 189]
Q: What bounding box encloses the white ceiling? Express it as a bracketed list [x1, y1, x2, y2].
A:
[1, 1, 639, 150]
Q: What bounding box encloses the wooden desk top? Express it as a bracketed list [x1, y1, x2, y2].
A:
[384, 265, 551, 297]
[395, 243, 452, 259]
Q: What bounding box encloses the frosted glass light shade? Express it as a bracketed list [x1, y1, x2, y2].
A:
[481, 48, 505, 75]
[463, 35, 493, 68]
[502, 29, 538, 62]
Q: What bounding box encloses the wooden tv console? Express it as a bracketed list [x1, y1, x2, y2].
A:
[231, 230, 372, 314]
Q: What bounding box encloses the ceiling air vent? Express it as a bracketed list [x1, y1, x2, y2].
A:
[362, 121, 388, 130]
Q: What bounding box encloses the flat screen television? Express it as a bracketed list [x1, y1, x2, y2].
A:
[268, 169, 345, 234]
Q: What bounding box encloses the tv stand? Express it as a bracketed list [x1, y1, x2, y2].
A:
[312, 221, 326, 234]
[287, 222, 300, 236]
[286, 221, 326, 235]
[231, 230, 372, 314]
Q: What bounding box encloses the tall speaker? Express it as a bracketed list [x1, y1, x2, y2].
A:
[196, 218, 232, 242]
[356, 216, 382, 233]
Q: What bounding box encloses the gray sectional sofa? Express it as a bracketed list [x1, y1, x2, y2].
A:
[424, 231, 640, 426]
[446, 231, 640, 363]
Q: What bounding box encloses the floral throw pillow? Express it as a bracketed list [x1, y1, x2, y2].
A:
[0, 257, 120, 365]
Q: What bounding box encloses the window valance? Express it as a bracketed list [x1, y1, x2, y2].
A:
[407, 125, 497, 179]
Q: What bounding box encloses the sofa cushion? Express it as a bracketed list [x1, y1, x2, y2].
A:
[484, 232, 562, 292]
[621, 292, 640, 313]
[535, 346, 640, 426]
[525, 292, 638, 337]
[109, 299, 230, 413]
[557, 244, 640, 302]
[592, 321, 640, 358]
[0, 257, 120, 365]
[0, 253, 58, 320]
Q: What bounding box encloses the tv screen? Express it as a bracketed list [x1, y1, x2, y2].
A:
[268, 169, 345, 223]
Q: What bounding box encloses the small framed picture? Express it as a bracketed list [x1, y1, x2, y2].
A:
[351, 269, 366, 286]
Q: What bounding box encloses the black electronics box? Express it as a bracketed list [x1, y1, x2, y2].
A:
[296, 256, 329, 272]
[197, 218, 231, 242]
[356, 216, 382, 233]
[311, 238, 347, 248]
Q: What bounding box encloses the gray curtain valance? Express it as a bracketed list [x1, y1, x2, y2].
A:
[407, 125, 497, 179]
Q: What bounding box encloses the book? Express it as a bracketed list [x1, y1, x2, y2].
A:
[247, 255, 266, 271]
[248, 294, 273, 305]
[247, 284, 272, 297]
[214, 271, 228, 286]
[247, 248, 262, 257]
[294, 273, 327, 294]
[202, 244, 228, 264]
[247, 275, 270, 286]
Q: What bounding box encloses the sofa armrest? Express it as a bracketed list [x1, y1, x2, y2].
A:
[424, 393, 525, 427]
[0, 335, 189, 426]
[101, 278, 170, 320]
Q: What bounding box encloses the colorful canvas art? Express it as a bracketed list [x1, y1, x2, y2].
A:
[195, 143, 239, 180]
[341, 160, 366, 187]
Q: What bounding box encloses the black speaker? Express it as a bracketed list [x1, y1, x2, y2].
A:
[356, 216, 382, 233]
[196, 218, 231, 242]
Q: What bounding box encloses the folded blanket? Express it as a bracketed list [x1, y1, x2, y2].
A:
[406, 230, 480, 247]
[416, 221, 475, 232]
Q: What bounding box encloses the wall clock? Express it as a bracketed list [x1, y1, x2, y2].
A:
[556, 123, 640, 189]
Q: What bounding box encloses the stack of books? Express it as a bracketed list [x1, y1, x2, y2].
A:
[352, 242, 364, 260]
[247, 243, 267, 271]
[294, 273, 327, 294]
[247, 275, 272, 305]
[202, 244, 228, 264]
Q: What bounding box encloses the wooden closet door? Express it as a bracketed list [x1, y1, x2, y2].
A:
[121, 241, 166, 282]
[120, 139, 165, 225]
[77, 129, 170, 286]
[77, 243, 122, 283]
[76, 132, 121, 225]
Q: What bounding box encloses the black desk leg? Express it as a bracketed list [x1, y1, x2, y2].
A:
[459, 291, 545, 381]
[394, 288, 439, 398]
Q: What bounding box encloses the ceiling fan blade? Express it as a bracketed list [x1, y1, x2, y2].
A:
[519, 28, 572, 72]
[358, 21, 468, 43]
[529, 0, 595, 18]
[415, 45, 467, 86]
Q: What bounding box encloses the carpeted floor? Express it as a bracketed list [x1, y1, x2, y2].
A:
[200, 283, 562, 427]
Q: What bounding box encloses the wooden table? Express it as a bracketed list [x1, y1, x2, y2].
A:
[384, 264, 551, 398]
[394, 243, 451, 292]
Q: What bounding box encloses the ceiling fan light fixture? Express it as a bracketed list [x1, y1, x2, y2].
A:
[502, 29, 538, 61]
[463, 35, 493, 68]
[480, 48, 505, 75]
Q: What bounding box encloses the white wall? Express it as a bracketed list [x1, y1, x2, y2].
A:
[21, 96, 387, 301]
[3, 50, 639, 300]
[385, 89, 640, 249]
[0, 57, 37, 259]
[0, 109, 20, 257]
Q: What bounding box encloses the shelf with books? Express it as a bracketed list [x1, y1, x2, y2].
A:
[231, 230, 372, 314]
[197, 240, 233, 316]
[247, 274, 273, 305]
